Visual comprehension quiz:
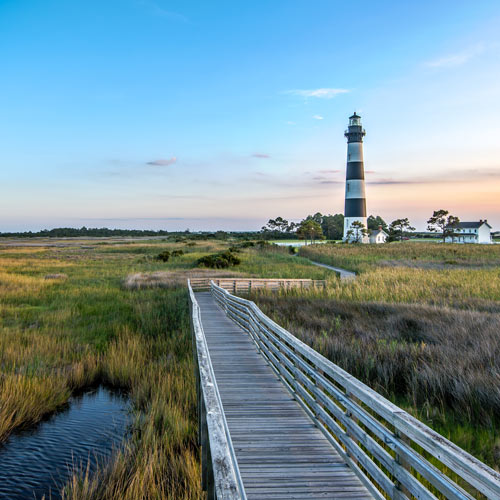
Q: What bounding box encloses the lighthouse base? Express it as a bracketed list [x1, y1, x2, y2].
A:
[343, 216, 369, 243]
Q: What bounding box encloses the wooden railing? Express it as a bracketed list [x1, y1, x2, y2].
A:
[211, 281, 500, 500]
[190, 277, 326, 292]
[188, 280, 246, 500]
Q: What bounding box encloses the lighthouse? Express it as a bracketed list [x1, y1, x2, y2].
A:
[343, 112, 368, 243]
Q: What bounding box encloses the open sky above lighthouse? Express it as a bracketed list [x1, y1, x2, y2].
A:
[1, 0, 500, 232]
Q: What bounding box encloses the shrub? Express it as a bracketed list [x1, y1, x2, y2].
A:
[156, 250, 171, 262]
[197, 251, 241, 269]
[238, 241, 255, 248]
[171, 250, 184, 257]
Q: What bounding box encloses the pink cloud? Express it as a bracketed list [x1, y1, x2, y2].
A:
[147, 157, 177, 166]
[252, 153, 270, 159]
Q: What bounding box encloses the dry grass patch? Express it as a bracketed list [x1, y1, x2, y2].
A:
[124, 269, 244, 289]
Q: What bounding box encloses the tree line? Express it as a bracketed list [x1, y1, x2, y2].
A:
[0, 209, 463, 242]
[0, 227, 171, 238]
[261, 209, 463, 243]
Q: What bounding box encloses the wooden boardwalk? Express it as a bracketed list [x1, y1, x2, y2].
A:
[196, 292, 372, 500]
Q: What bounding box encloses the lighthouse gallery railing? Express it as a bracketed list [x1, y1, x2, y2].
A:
[211, 281, 500, 500]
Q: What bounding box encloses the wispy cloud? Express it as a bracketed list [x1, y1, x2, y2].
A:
[368, 167, 500, 185]
[285, 88, 349, 99]
[424, 44, 485, 68]
[146, 157, 177, 166]
[313, 115, 324, 120]
[252, 153, 270, 159]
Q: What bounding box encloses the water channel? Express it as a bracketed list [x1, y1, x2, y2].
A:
[0, 386, 131, 500]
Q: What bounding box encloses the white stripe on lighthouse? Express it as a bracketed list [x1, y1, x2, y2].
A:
[345, 179, 366, 199]
[347, 142, 364, 162]
[344, 216, 368, 237]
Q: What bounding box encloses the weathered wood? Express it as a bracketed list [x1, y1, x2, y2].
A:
[190, 278, 326, 292]
[210, 281, 500, 500]
[195, 290, 372, 500]
[188, 281, 246, 499]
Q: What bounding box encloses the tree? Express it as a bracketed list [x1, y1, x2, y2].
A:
[321, 214, 344, 240]
[367, 215, 388, 232]
[297, 219, 324, 244]
[427, 210, 460, 242]
[348, 221, 368, 243]
[389, 218, 415, 241]
[261, 217, 292, 239]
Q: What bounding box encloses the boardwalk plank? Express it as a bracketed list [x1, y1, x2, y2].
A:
[195, 292, 372, 500]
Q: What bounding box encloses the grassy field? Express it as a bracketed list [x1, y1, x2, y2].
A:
[2, 238, 499, 497]
[247, 242, 500, 469]
[0, 238, 327, 498]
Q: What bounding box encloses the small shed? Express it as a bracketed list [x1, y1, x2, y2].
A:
[369, 226, 388, 244]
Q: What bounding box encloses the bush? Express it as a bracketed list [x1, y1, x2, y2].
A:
[171, 250, 184, 257]
[238, 241, 255, 248]
[197, 251, 241, 269]
[156, 250, 171, 262]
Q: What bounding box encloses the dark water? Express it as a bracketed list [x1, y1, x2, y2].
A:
[0, 386, 131, 500]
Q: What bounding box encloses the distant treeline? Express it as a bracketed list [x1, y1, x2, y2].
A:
[0, 226, 264, 240]
[0, 224, 443, 240]
[0, 227, 171, 238]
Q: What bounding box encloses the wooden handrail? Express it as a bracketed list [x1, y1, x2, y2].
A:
[190, 277, 326, 292]
[211, 281, 500, 500]
[188, 280, 246, 500]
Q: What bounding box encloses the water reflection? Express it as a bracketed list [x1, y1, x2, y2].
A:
[0, 386, 131, 500]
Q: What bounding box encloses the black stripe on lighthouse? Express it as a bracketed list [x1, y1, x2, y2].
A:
[346, 162, 365, 180]
[345, 198, 366, 217]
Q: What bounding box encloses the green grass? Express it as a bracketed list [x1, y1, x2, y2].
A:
[3, 238, 500, 496]
[0, 241, 202, 499]
[245, 241, 500, 471]
[0, 239, 331, 497]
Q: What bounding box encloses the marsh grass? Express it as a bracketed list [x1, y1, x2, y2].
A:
[300, 241, 500, 273]
[3, 237, 499, 495]
[0, 239, 323, 498]
[251, 241, 500, 469]
[0, 242, 202, 498]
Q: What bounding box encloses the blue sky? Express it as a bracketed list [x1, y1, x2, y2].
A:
[1, 0, 500, 231]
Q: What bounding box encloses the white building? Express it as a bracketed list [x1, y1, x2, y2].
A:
[445, 220, 492, 244]
[369, 227, 388, 244]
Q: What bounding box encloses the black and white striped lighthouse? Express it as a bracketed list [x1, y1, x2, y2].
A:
[343, 112, 368, 242]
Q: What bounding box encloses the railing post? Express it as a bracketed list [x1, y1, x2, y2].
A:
[201, 396, 208, 491]
[344, 390, 359, 466]
[394, 430, 411, 499]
